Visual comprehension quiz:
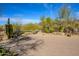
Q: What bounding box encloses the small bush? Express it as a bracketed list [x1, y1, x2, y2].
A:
[44, 27, 50, 33]
[49, 27, 54, 33]
[43, 26, 54, 33]
[0, 46, 18, 56]
[59, 26, 64, 32]
[21, 23, 41, 31]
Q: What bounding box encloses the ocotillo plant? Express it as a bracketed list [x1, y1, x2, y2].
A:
[5, 18, 13, 39]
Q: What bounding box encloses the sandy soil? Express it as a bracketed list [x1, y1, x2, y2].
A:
[25, 32, 79, 56]
[0, 31, 79, 56]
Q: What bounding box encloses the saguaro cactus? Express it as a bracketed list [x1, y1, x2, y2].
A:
[5, 18, 13, 39]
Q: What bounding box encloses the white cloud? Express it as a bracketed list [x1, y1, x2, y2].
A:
[17, 18, 40, 24]
[0, 17, 40, 25]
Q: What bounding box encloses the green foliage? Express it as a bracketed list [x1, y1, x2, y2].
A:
[40, 17, 54, 33]
[43, 26, 54, 33]
[0, 46, 18, 56]
[44, 27, 50, 33]
[58, 26, 65, 32]
[13, 23, 22, 31]
[49, 27, 54, 33]
[21, 23, 41, 31]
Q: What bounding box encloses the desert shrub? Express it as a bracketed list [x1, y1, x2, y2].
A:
[40, 17, 55, 33]
[21, 23, 41, 31]
[44, 28, 49, 33]
[64, 26, 74, 33]
[13, 24, 20, 31]
[0, 46, 18, 56]
[49, 27, 54, 33]
[43, 26, 54, 33]
[58, 26, 64, 32]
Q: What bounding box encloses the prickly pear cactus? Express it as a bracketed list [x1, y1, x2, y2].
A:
[5, 18, 13, 39]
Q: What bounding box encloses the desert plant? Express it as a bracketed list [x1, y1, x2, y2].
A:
[5, 18, 13, 39]
[0, 46, 18, 56]
[44, 26, 50, 33]
[21, 23, 41, 31]
[40, 17, 54, 33]
[64, 26, 74, 33]
[58, 26, 64, 32]
[49, 27, 54, 33]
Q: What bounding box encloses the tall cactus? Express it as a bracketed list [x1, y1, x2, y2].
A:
[5, 18, 13, 39]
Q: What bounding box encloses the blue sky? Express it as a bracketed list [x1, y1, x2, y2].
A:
[0, 3, 79, 25]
